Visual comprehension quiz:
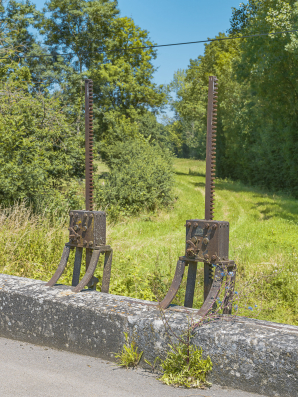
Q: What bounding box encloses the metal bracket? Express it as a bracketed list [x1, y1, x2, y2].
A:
[46, 210, 113, 293]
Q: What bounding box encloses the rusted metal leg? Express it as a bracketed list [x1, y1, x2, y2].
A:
[204, 262, 213, 301]
[197, 264, 223, 317]
[46, 245, 71, 287]
[72, 249, 101, 293]
[184, 262, 197, 308]
[85, 248, 99, 289]
[86, 248, 92, 271]
[223, 263, 237, 315]
[101, 249, 113, 293]
[159, 260, 186, 310]
[72, 247, 83, 287]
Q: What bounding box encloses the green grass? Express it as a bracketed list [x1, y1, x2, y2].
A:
[104, 159, 298, 324]
[1, 159, 298, 325]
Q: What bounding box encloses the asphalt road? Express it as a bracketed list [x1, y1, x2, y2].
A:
[0, 337, 267, 397]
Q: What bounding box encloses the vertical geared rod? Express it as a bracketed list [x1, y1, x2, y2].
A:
[204, 76, 218, 301]
[205, 76, 218, 221]
[85, 79, 94, 211]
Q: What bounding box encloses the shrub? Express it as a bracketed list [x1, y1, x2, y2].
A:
[95, 140, 175, 217]
[0, 81, 84, 206]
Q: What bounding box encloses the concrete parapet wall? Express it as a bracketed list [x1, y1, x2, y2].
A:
[0, 274, 297, 397]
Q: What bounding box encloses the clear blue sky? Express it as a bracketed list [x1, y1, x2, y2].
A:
[32, 0, 246, 87]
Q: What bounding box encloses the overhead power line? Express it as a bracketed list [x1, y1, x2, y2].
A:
[0, 29, 297, 60]
[126, 29, 298, 50]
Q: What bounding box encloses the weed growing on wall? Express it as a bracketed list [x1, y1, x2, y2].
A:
[115, 332, 143, 369]
[158, 342, 212, 388]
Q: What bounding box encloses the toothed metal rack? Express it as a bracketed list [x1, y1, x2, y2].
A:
[46, 80, 113, 293]
[159, 77, 236, 314]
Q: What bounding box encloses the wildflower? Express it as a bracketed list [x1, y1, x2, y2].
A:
[228, 271, 234, 276]
[234, 291, 238, 295]
[212, 264, 216, 267]
[255, 305, 257, 308]
[248, 306, 253, 310]
[221, 272, 225, 277]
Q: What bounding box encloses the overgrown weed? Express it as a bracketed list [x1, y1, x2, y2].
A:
[158, 342, 212, 388]
[115, 332, 143, 369]
[0, 202, 68, 279]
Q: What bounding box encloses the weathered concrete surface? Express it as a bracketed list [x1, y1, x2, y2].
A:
[0, 337, 267, 397]
[0, 274, 297, 397]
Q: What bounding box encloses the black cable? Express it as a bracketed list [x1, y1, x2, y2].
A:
[0, 29, 297, 60]
[123, 29, 298, 50]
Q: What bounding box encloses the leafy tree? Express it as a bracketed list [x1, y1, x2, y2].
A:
[1, 0, 38, 56]
[0, 74, 84, 204]
[223, 0, 298, 194]
[1, 0, 166, 141]
[169, 1, 298, 197]
[0, 1, 63, 90]
[166, 69, 205, 158]
[168, 34, 241, 161]
[39, 0, 166, 147]
[0, 0, 169, 211]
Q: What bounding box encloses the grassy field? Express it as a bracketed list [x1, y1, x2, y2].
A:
[1, 158, 298, 325]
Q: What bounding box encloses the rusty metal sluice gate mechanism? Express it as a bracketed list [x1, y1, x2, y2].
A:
[159, 76, 236, 313]
[46, 80, 113, 293]
[47, 77, 236, 315]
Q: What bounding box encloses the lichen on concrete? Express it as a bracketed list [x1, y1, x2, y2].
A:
[0, 274, 297, 397]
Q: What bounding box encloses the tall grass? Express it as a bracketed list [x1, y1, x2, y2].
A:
[0, 202, 68, 280]
[1, 159, 298, 325]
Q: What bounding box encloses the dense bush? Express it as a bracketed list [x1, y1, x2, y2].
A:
[95, 140, 175, 217]
[0, 80, 85, 206]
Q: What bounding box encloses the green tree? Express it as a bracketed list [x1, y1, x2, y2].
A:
[169, 1, 298, 197]
[0, 0, 169, 210]
[168, 34, 241, 161]
[0, 1, 64, 91]
[1, 0, 166, 141]
[223, 0, 298, 194]
[0, 73, 84, 204]
[166, 69, 204, 158]
[39, 0, 166, 147]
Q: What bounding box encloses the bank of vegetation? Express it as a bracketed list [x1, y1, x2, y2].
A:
[0, 1, 298, 325]
[1, 159, 298, 325]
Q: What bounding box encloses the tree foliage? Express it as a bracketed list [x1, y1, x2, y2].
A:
[0, 0, 169, 211]
[1, 0, 166, 141]
[224, 0, 298, 195]
[95, 140, 175, 218]
[39, 0, 166, 145]
[0, 78, 84, 204]
[169, 0, 298, 197]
